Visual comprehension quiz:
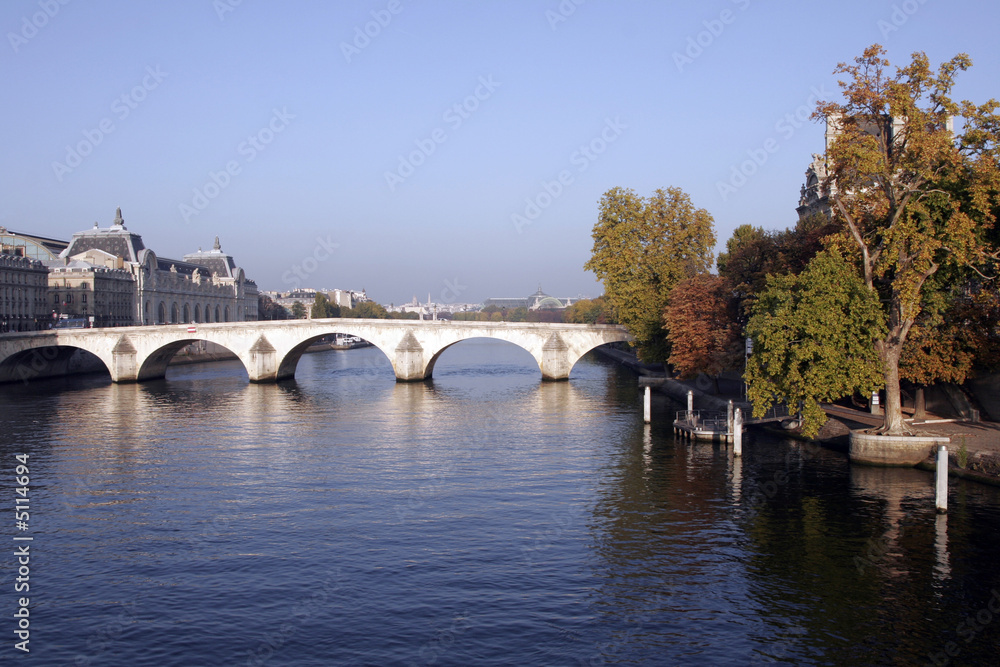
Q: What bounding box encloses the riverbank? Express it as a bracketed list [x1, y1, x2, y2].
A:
[594, 345, 1000, 485]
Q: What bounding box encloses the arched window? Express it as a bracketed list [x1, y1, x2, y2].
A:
[215, 305, 221, 322]
[182, 304, 191, 323]
[194, 304, 202, 323]
[224, 306, 230, 322]
[171, 303, 179, 324]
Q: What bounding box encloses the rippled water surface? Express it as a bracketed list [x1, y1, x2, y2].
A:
[2, 339, 1000, 666]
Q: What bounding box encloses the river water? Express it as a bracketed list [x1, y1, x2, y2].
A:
[2, 339, 1000, 666]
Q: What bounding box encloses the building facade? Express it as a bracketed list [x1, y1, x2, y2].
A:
[56, 209, 259, 325]
[48, 260, 136, 328]
[2, 212, 260, 328]
[483, 286, 578, 311]
[0, 252, 49, 332]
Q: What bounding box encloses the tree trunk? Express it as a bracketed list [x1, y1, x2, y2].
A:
[914, 386, 926, 421]
[878, 341, 909, 435]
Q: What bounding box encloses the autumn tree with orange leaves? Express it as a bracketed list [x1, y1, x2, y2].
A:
[663, 274, 742, 386]
[815, 44, 1000, 435]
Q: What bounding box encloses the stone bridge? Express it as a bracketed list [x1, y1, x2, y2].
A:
[0, 319, 631, 384]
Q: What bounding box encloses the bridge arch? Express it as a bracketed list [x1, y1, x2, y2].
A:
[424, 336, 538, 379]
[136, 338, 244, 381]
[0, 338, 113, 384]
[420, 330, 614, 381]
[274, 332, 394, 381]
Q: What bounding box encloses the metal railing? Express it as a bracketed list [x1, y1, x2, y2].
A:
[674, 410, 731, 433]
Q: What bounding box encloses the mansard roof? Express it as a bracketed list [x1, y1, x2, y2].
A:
[182, 236, 237, 278]
[61, 208, 145, 262]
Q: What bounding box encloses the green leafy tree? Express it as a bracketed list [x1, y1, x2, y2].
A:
[563, 296, 614, 324]
[290, 301, 307, 319]
[342, 301, 390, 319]
[746, 249, 887, 438]
[585, 186, 716, 361]
[815, 44, 1000, 433]
[717, 224, 779, 297]
[663, 274, 743, 384]
[505, 307, 528, 322]
[311, 293, 340, 319]
[258, 294, 288, 320]
[718, 215, 838, 305]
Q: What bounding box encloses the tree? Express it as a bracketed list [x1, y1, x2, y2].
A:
[718, 214, 838, 303]
[505, 307, 528, 322]
[258, 294, 288, 320]
[311, 293, 340, 319]
[585, 186, 716, 361]
[899, 278, 1000, 416]
[717, 224, 779, 297]
[815, 44, 1000, 434]
[342, 301, 389, 319]
[663, 274, 742, 384]
[290, 301, 307, 319]
[746, 249, 887, 438]
[563, 296, 614, 324]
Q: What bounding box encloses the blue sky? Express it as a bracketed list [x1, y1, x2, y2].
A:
[2, 0, 998, 305]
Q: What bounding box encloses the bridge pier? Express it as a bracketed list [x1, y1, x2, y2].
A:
[246, 335, 280, 383]
[393, 331, 429, 382]
[539, 333, 571, 381]
[110, 335, 139, 383]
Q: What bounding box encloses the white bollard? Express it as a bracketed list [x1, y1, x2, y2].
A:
[727, 400, 734, 435]
[733, 408, 743, 457]
[687, 390, 693, 414]
[936, 445, 948, 513]
[643, 386, 651, 424]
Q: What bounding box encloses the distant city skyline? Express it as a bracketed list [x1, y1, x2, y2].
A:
[3, 1, 998, 305]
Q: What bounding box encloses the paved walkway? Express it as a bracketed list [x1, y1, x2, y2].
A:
[820, 403, 1000, 455]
